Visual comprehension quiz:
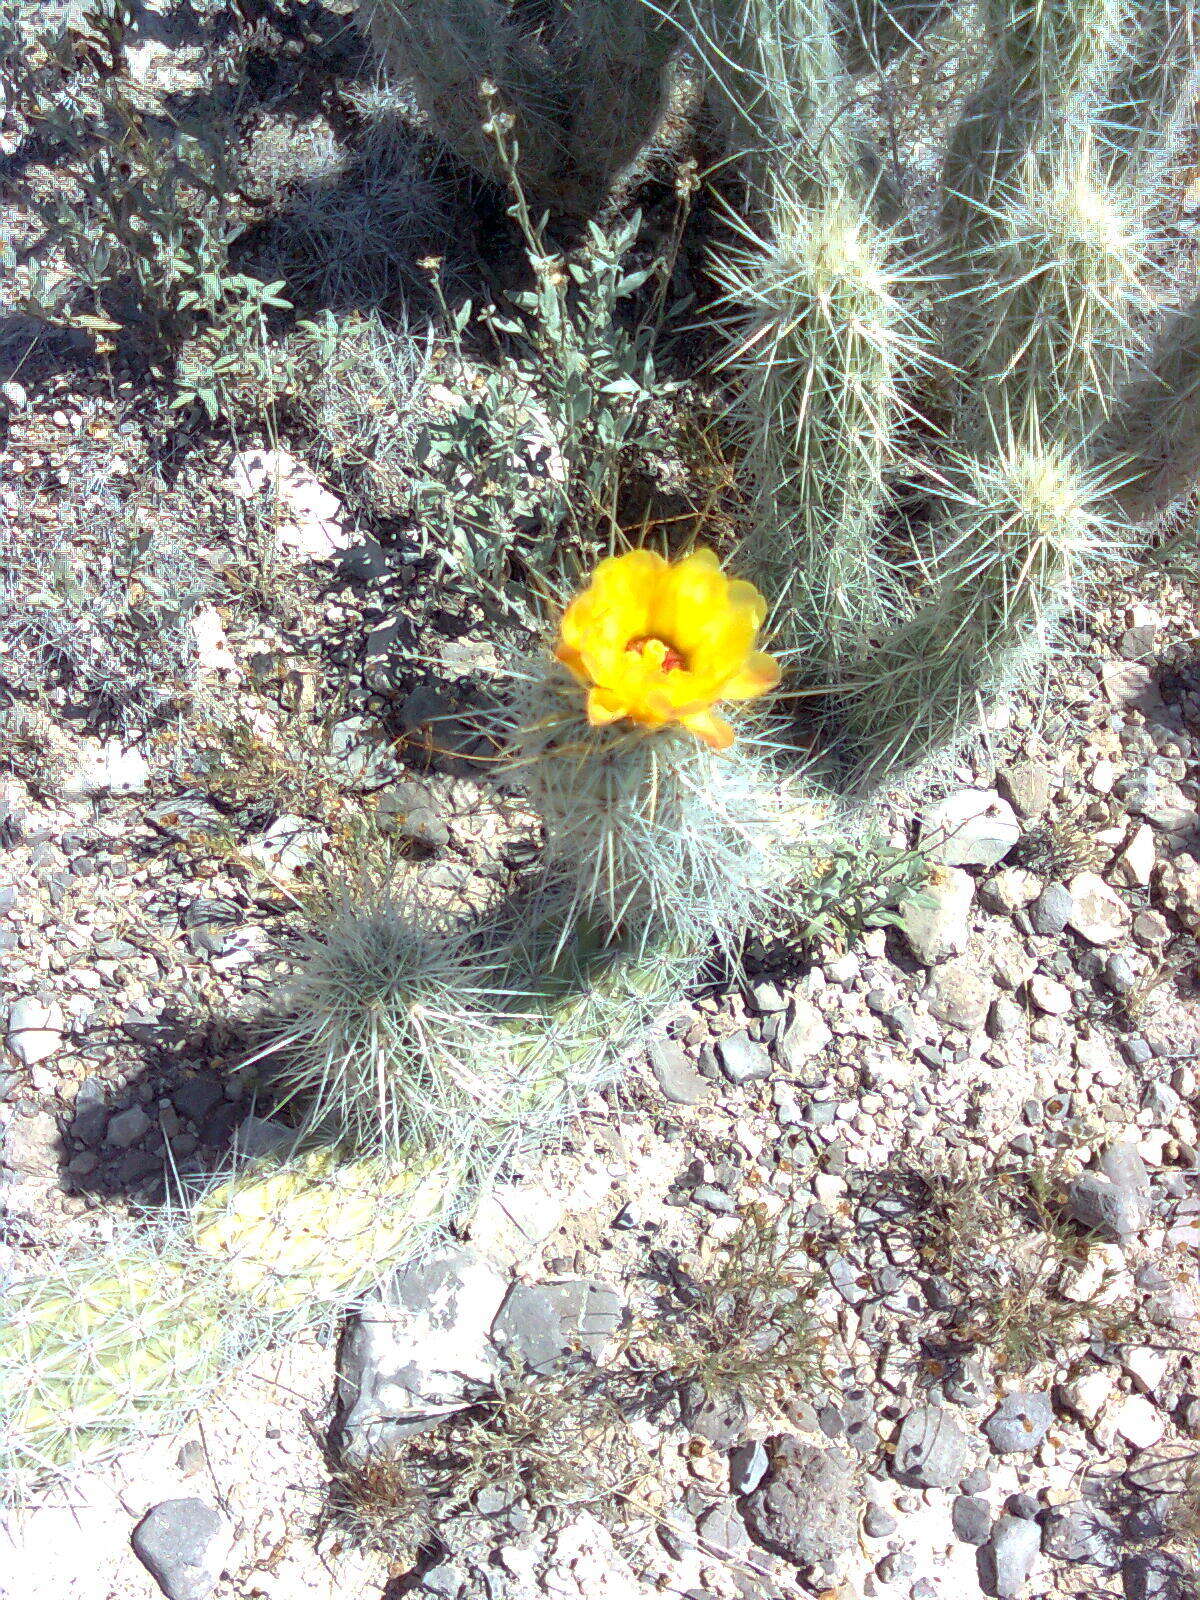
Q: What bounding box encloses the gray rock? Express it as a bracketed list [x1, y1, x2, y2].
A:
[6, 997, 65, 1067]
[231, 1115, 296, 1161]
[171, 1076, 224, 1125]
[921, 789, 1020, 868]
[491, 1279, 623, 1374]
[863, 1504, 897, 1538]
[338, 1247, 506, 1457]
[892, 1404, 974, 1489]
[749, 980, 787, 1014]
[983, 1392, 1053, 1455]
[717, 1031, 772, 1085]
[680, 1383, 748, 1447]
[1068, 1173, 1149, 1240]
[106, 1106, 152, 1149]
[777, 998, 832, 1071]
[730, 1440, 770, 1495]
[942, 1354, 990, 1409]
[649, 1039, 711, 1105]
[1103, 952, 1138, 996]
[928, 961, 994, 1031]
[827, 1253, 871, 1306]
[131, 1498, 230, 1600]
[1099, 1142, 1150, 1191]
[1121, 1552, 1192, 1600]
[952, 1495, 992, 1546]
[692, 1183, 737, 1215]
[1040, 1502, 1121, 1567]
[1029, 884, 1073, 937]
[421, 1561, 464, 1598]
[899, 866, 974, 966]
[987, 995, 1025, 1039]
[981, 1515, 1040, 1597]
[741, 1437, 859, 1579]
[696, 1500, 750, 1559]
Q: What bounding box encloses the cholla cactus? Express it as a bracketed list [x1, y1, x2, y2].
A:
[838, 435, 1119, 785]
[492, 546, 814, 956]
[2, 1146, 458, 1490]
[698, 0, 1199, 788]
[3, 1241, 229, 1486]
[356, 0, 679, 214]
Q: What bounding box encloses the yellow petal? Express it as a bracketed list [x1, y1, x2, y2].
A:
[726, 579, 769, 629]
[586, 686, 628, 726]
[721, 651, 782, 699]
[680, 708, 735, 750]
[554, 642, 590, 684]
[652, 559, 727, 654]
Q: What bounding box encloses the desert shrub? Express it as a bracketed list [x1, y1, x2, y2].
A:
[0, 471, 207, 734]
[4, 0, 289, 418]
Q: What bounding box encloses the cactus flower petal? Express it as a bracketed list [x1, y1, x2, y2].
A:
[555, 548, 779, 747]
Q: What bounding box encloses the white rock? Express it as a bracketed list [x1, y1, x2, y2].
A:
[469, 1181, 565, 1269]
[900, 866, 974, 966]
[1111, 1393, 1165, 1450]
[1089, 758, 1116, 794]
[6, 998, 65, 1066]
[1028, 974, 1072, 1015]
[979, 867, 1041, 914]
[228, 447, 349, 560]
[1061, 1250, 1110, 1305]
[1066, 873, 1131, 946]
[1119, 1347, 1170, 1397]
[61, 737, 150, 797]
[191, 605, 240, 674]
[338, 1246, 507, 1456]
[921, 789, 1021, 868]
[243, 815, 327, 874]
[1058, 1370, 1114, 1426]
[1114, 825, 1155, 888]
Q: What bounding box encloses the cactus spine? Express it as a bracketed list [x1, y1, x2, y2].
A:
[1098, 292, 1200, 525]
[357, 0, 678, 214]
[1096, 2, 1200, 197]
[838, 439, 1114, 786]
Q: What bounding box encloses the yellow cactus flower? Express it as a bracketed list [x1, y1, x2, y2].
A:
[555, 547, 780, 750]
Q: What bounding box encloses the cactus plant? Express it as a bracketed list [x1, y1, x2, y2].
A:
[697, 0, 1199, 788]
[713, 189, 923, 671]
[1095, 2, 1199, 196]
[2, 1146, 459, 1490]
[357, 0, 679, 215]
[837, 434, 1118, 785]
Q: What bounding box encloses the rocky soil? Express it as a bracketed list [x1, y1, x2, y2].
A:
[3, 5, 1200, 1600]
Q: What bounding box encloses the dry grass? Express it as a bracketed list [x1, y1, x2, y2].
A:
[325, 1355, 653, 1562]
[624, 1203, 823, 1404]
[901, 1155, 1145, 1372]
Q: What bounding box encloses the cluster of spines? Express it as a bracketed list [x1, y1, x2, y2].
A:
[358, 0, 678, 215]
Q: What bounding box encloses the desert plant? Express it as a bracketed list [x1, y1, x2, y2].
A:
[899, 1155, 1146, 1370]
[626, 1202, 822, 1403]
[699, 0, 1200, 789]
[7, 4, 289, 418]
[408, 116, 675, 599]
[357, 0, 680, 215]
[1, 1143, 458, 1492]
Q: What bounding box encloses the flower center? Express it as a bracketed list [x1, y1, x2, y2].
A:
[626, 635, 686, 673]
